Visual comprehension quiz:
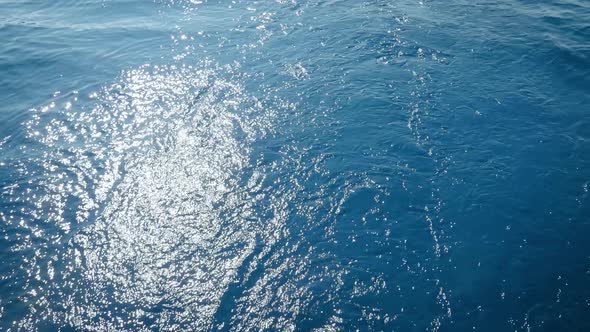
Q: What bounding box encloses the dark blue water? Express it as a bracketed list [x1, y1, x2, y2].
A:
[1, 0, 589, 331]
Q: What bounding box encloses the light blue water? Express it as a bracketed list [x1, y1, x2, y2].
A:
[1, 0, 589, 331]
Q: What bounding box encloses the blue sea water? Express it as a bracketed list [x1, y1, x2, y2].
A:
[1, 0, 589, 330]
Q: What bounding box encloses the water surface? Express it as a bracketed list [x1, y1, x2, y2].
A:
[1, 0, 589, 331]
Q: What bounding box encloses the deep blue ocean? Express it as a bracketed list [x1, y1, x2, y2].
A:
[1, 0, 589, 331]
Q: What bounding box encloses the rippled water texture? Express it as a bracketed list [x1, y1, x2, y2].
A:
[1, 0, 589, 331]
